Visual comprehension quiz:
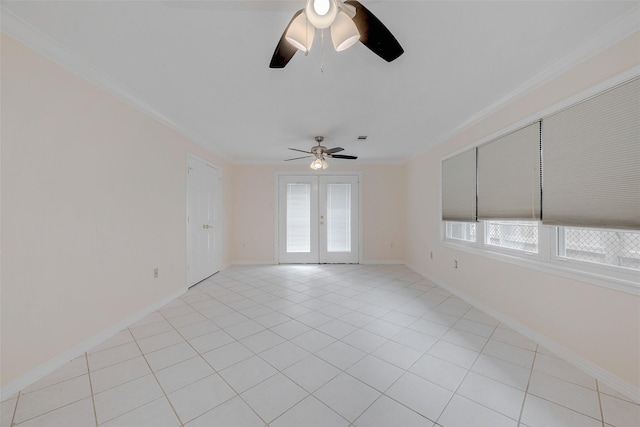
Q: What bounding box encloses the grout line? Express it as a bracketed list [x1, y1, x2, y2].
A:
[517, 345, 538, 426]
[160, 295, 270, 426]
[191, 267, 429, 425]
[128, 326, 186, 427]
[9, 391, 20, 427]
[521, 347, 609, 425]
[595, 380, 606, 427]
[434, 323, 500, 425]
[84, 352, 99, 427]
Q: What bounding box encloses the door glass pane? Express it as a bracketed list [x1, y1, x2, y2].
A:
[287, 183, 311, 253]
[327, 184, 351, 252]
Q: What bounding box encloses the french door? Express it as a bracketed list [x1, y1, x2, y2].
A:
[278, 174, 359, 264]
[187, 155, 221, 286]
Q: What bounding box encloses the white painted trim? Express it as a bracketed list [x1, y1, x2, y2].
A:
[0, 8, 231, 164]
[442, 233, 639, 296]
[407, 263, 640, 404]
[231, 260, 275, 266]
[441, 66, 640, 163]
[434, 8, 640, 151]
[362, 259, 404, 265]
[0, 288, 186, 401]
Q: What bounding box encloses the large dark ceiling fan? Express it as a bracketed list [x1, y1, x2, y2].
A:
[285, 136, 358, 169]
[270, 0, 404, 68]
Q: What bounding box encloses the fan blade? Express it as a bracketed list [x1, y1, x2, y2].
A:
[284, 155, 313, 161]
[288, 148, 312, 154]
[269, 10, 302, 69]
[324, 147, 344, 154]
[344, 0, 404, 62]
[330, 154, 358, 159]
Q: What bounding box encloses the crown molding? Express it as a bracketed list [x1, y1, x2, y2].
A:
[1, 7, 232, 163]
[432, 6, 640, 151]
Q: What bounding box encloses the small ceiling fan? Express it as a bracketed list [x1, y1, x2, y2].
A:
[270, 0, 404, 68]
[285, 136, 358, 169]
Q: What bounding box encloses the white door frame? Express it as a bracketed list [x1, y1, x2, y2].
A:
[187, 154, 222, 286]
[274, 171, 362, 264]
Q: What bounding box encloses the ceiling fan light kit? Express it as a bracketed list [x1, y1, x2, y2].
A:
[331, 11, 360, 51]
[270, 0, 404, 68]
[285, 136, 357, 170]
[305, 0, 339, 29]
[286, 0, 356, 53]
[310, 157, 329, 170]
[285, 11, 315, 53]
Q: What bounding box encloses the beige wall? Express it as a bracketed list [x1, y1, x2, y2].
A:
[231, 164, 406, 264]
[1, 35, 233, 387]
[405, 32, 640, 391]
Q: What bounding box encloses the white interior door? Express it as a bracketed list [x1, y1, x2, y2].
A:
[278, 174, 359, 264]
[187, 156, 221, 286]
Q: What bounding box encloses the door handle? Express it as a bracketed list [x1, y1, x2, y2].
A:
[202, 224, 213, 229]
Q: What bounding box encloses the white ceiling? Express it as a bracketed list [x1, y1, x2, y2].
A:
[2, 1, 638, 164]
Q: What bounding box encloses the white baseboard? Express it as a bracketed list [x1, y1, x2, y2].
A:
[231, 260, 275, 266]
[230, 260, 405, 266]
[362, 259, 405, 265]
[407, 264, 640, 404]
[0, 288, 186, 401]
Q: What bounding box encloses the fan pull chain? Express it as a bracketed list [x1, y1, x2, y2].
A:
[305, 14, 310, 56]
[320, 30, 325, 74]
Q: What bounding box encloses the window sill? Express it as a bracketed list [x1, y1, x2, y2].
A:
[442, 240, 640, 296]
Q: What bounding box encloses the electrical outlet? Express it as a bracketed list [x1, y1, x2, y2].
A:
[154, 268, 159, 278]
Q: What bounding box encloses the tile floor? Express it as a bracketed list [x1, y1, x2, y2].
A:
[2, 264, 638, 427]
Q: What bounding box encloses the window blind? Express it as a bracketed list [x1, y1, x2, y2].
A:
[286, 183, 311, 252]
[542, 77, 640, 230]
[442, 148, 477, 222]
[477, 122, 541, 220]
[326, 183, 351, 252]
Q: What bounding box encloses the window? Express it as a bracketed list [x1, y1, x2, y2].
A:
[443, 220, 639, 292]
[484, 221, 539, 253]
[558, 227, 640, 270]
[440, 76, 639, 292]
[445, 222, 476, 242]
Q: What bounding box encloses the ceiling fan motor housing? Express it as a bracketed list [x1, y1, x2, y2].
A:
[312, 146, 328, 157]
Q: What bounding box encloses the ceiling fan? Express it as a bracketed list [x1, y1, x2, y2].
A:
[285, 136, 358, 169]
[270, 0, 404, 68]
